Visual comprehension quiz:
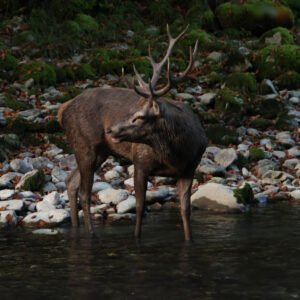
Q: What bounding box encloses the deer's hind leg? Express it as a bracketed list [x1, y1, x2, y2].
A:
[66, 168, 81, 227]
[70, 145, 108, 234]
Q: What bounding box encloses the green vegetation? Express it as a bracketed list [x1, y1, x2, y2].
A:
[249, 147, 266, 161]
[20, 62, 57, 87]
[206, 124, 239, 146]
[216, 1, 294, 34]
[234, 183, 256, 206]
[275, 71, 300, 89]
[225, 72, 257, 96]
[254, 44, 300, 79]
[260, 27, 294, 45]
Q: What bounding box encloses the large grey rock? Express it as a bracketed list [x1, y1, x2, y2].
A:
[124, 178, 152, 189]
[43, 191, 61, 206]
[104, 169, 120, 181]
[287, 147, 300, 158]
[191, 183, 244, 211]
[0, 210, 17, 226]
[42, 182, 57, 193]
[214, 148, 237, 168]
[0, 189, 15, 200]
[255, 159, 278, 178]
[36, 200, 56, 212]
[0, 199, 24, 211]
[44, 145, 63, 158]
[10, 159, 32, 174]
[23, 209, 70, 225]
[117, 195, 136, 213]
[197, 158, 226, 176]
[98, 188, 129, 205]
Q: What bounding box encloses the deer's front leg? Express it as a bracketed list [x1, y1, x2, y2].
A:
[177, 177, 193, 241]
[134, 167, 147, 239]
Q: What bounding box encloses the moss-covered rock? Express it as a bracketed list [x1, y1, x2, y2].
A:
[225, 72, 257, 96]
[260, 27, 294, 45]
[249, 147, 266, 161]
[253, 44, 300, 79]
[257, 98, 286, 118]
[216, 1, 294, 35]
[215, 88, 244, 113]
[74, 14, 98, 33]
[20, 62, 57, 87]
[249, 117, 273, 129]
[275, 111, 298, 130]
[206, 124, 239, 146]
[234, 183, 256, 206]
[275, 71, 300, 89]
[16, 169, 45, 191]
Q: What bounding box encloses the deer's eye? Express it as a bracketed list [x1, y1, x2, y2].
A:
[132, 115, 145, 124]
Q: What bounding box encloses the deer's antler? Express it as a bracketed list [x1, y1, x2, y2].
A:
[134, 24, 198, 99]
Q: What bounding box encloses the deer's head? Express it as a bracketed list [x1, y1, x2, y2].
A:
[106, 25, 198, 144]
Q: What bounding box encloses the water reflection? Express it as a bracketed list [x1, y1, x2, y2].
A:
[0, 202, 299, 300]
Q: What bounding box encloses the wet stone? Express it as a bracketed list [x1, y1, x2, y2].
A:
[98, 188, 129, 205]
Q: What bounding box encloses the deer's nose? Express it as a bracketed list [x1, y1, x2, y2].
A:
[106, 128, 112, 134]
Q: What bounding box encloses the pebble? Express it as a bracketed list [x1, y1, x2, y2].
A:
[0, 189, 15, 200]
[98, 188, 129, 205]
[214, 148, 237, 168]
[10, 158, 32, 174]
[0, 210, 17, 226]
[0, 200, 24, 211]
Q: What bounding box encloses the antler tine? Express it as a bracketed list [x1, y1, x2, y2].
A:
[172, 39, 198, 83]
[150, 24, 189, 89]
[133, 65, 151, 98]
[152, 58, 172, 97]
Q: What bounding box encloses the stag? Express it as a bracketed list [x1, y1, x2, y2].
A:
[58, 25, 208, 241]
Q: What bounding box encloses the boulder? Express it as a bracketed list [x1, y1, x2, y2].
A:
[10, 159, 32, 174]
[214, 148, 237, 168]
[22, 209, 70, 226]
[117, 195, 136, 214]
[0, 189, 15, 200]
[16, 170, 45, 191]
[191, 182, 244, 211]
[0, 199, 24, 211]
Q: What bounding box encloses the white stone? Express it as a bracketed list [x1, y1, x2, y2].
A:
[124, 178, 152, 189]
[0, 172, 22, 188]
[42, 182, 57, 193]
[10, 159, 33, 174]
[0, 189, 15, 200]
[198, 92, 217, 105]
[204, 146, 221, 158]
[108, 213, 135, 222]
[242, 168, 250, 177]
[104, 169, 120, 181]
[98, 188, 129, 204]
[117, 196, 136, 213]
[44, 145, 63, 157]
[0, 210, 17, 225]
[36, 200, 56, 212]
[92, 181, 111, 193]
[146, 187, 170, 202]
[30, 156, 53, 169]
[90, 204, 108, 214]
[273, 151, 286, 159]
[288, 147, 300, 158]
[283, 158, 299, 169]
[32, 229, 59, 235]
[214, 148, 237, 168]
[247, 128, 260, 136]
[18, 191, 35, 198]
[191, 183, 244, 210]
[43, 191, 60, 206]
[0, 199, 24, 211]
[289, 96, 300, 104]
[290, 190, 300, 200]
[276, 131, 295, 147]
[51, 167, 68, 183]
[15, 169, 42, 190]
[127, 165, 134, 177]
[23, 209, 70, 225]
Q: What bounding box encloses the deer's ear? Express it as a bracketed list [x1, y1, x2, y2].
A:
[151, 101, 160, 116]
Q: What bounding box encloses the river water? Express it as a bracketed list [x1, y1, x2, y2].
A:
[0, 202, 299, 300]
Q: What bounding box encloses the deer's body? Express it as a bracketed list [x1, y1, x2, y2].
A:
[59, 26, 208, 241]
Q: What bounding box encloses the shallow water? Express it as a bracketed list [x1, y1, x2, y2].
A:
[1, 202, 300, 300]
